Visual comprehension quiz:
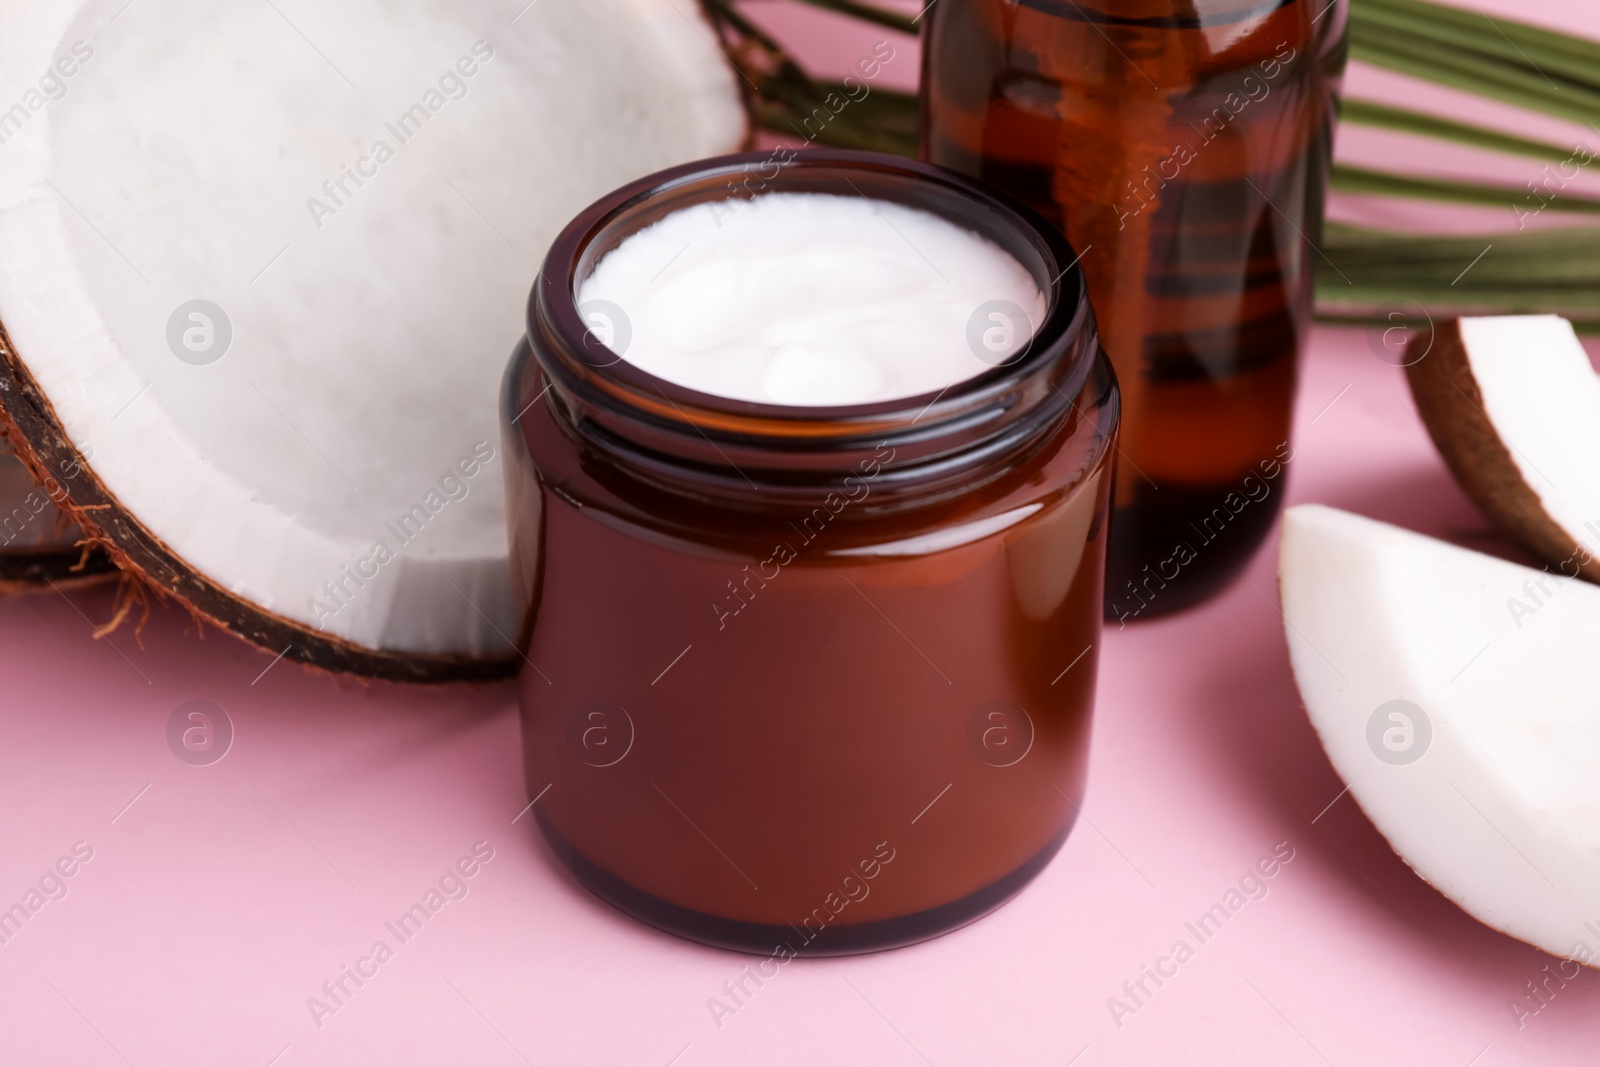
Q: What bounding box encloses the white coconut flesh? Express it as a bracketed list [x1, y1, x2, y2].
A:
[0, 0, 744, 673]
[1280, 504, 1600, 964]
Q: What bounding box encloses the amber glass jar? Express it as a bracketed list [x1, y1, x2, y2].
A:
[922, 0, 1348, 620]
[501, 151, 1118, 955]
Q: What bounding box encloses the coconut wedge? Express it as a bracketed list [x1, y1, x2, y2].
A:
[1406, 315, 1600, 582]
[1280, 504, 1600, 966]
[0, 1, 744, 680]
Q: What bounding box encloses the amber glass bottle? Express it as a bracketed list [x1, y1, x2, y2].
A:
[922, 0, 1347, 620]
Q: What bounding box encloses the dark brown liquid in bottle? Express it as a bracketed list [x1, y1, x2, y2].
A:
[922, 0, 1347, 619]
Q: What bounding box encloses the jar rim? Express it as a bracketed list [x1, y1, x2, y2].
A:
[506, 149, 1107, 510]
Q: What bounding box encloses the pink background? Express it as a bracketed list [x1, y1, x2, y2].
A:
[4, 2, 1600, 1064]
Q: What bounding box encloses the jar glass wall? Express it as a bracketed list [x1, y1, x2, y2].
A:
[502, 151, 1119, 956]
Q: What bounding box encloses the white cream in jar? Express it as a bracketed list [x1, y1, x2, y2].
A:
[575, 191, 1047, 406]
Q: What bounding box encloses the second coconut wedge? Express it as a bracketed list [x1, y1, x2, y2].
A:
[1281, 504, 1600, 966]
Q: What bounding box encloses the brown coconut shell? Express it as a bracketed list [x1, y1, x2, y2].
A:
[0, 544, 113, 597]
[0, 319, 519, 683]
[1403, 318, 1600, 582]
[0, 438, 116, 596]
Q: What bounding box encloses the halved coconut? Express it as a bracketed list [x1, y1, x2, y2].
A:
[1406, 315, 1600, 582]
[0, 0, 745, 680]
[0, 439, 112, 593]
[1280, 504, 1600, 966]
